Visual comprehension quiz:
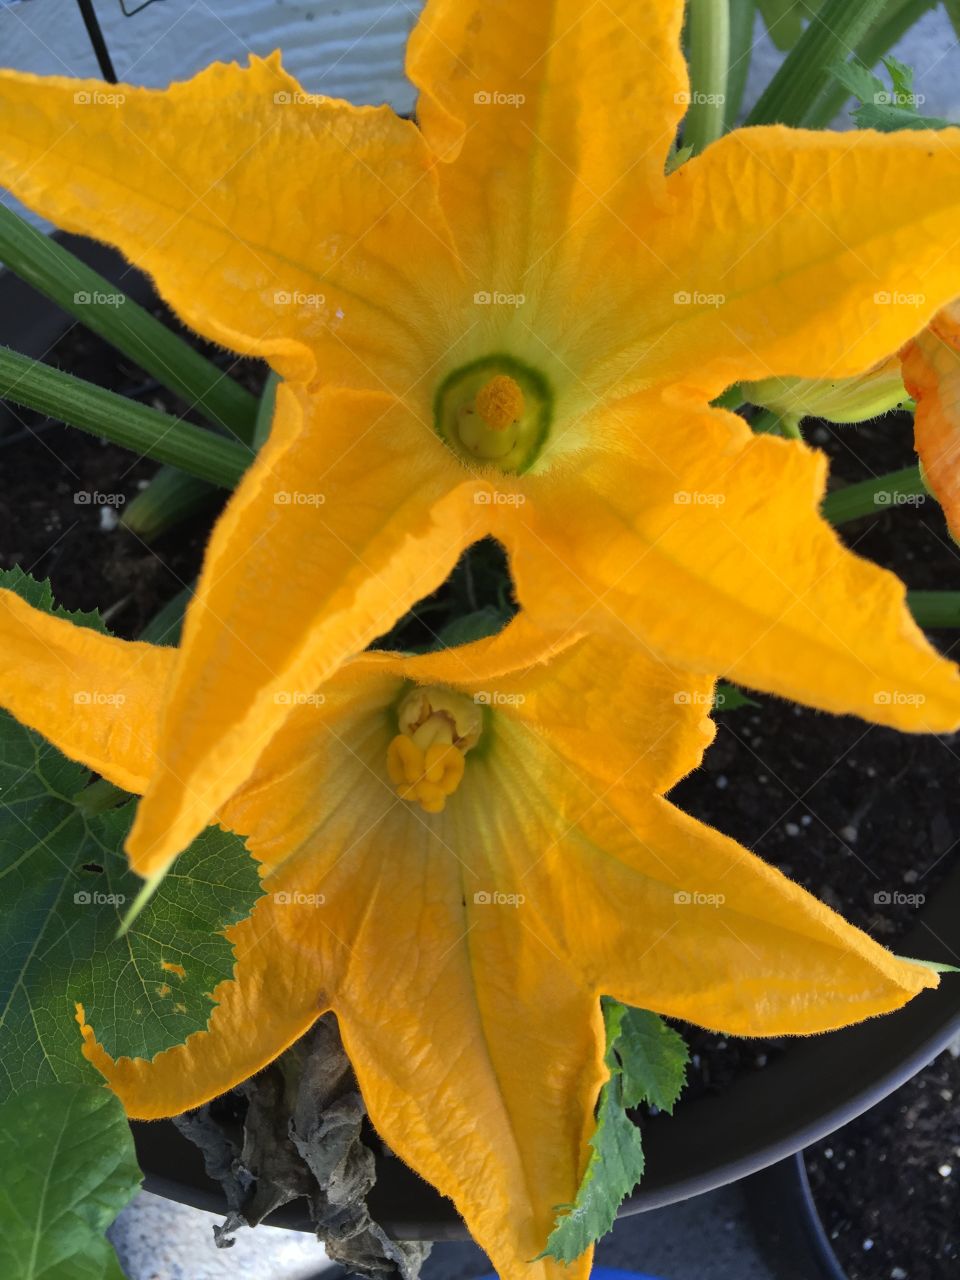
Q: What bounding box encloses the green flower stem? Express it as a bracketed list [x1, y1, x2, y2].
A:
[0, 203, 258, 441]
[908, 591, 960, 629]
[805, 0, 940, 129]
[0, 345, 251, 488]
[821, 464, 925, 524]
[724, 0, 756, 129]
[746, 0, 891, 126]
[121, 466, 220, 540]
[684, 0, 730, 153]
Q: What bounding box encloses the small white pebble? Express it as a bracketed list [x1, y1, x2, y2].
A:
[824, 1147, 833, 1159]
[840, 825, 858, 843]
[891, 1268, 908, 1280]
[863, 1239, 874, 1252]
[784, 822, 800, 837]
[940, 1089, 953, 1102]
[758, 774, 768, 784]
[938, 1164, 952, 1178]
[99, 506, 119, 532]
[801, 815, 812, 827]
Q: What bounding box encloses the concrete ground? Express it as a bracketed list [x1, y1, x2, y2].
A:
[109, 1181, 776, 1280]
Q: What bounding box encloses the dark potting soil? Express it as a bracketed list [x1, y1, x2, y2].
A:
[3, 292, 959, 1236]
[805, 1046, 960, 1280]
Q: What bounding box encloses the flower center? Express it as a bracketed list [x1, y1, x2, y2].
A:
[434, 356, 552, 473]
[386, 687, 482, 814]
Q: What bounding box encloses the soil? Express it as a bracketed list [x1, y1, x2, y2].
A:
[3, 288, 959, 1265]
[806, 1046, 960, 1280]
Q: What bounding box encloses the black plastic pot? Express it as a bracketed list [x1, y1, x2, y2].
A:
[743, 1153, 848, 1280]
[5, 248, 960, 1242]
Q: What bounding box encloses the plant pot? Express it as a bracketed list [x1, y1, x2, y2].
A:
[741, 1154, 848, 1280]
[4, 248, 960, 1243]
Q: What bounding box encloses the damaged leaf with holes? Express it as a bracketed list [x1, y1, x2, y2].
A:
[0, 569, 262, 1096]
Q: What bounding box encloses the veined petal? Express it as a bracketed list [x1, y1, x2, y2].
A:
[529, 784, 936, 1033]
[500, 392, 960, 730]
[126, 382, 489, 880]
[651, 127, 960, 396]
[902, 301, 960, 541]
[395, 615, 717, 796]
[407, 0, 687, 287]
[0, 589, 172, 793]
[83, 637, 935, 1278]
[0, 56, 458, 389]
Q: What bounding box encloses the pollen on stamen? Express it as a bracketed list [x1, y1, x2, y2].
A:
[475, 374, 525, 430]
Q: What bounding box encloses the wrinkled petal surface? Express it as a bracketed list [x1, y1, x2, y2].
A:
[499, 391, 960, 730]
[0, 56, 458, 389]
[126, 382, 489, 879]
[0, 589, 173, 793]
[78, 621, 935, 1280]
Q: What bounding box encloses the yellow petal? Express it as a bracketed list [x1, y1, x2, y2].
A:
[407, 0, 687, 282]
[499, 392, 960, 730]
[902, 301, 960, 541]
[0, 56, 457, 389]
[0, 589, 172, 793]
[653, 127, 960, 395]
[396, 613, 717, 796]
[126, 382, 488, 880]
[83, 639, 934, 1279]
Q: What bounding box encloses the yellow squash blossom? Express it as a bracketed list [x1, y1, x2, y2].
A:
[5, 2, 960, 883]
[0, 587, 942, 1279]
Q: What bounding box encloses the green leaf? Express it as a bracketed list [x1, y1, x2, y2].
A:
[829, 57, 885, 106]
[615, 1007, 689, 1114]
[542, 1002, 688, 1263]
[434, 604, 512, 649]
[882, 53, 914, 100]
[714, 681, 759, 712]
[0, 571, 263, 1097]
[851, 102, 952, 131]
[0, 565, 105, 634]
[0, 1082, 140, 1279]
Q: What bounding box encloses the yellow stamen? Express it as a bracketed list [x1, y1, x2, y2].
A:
[388, 686, 480, 813]
[474, 374, 525, 430]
